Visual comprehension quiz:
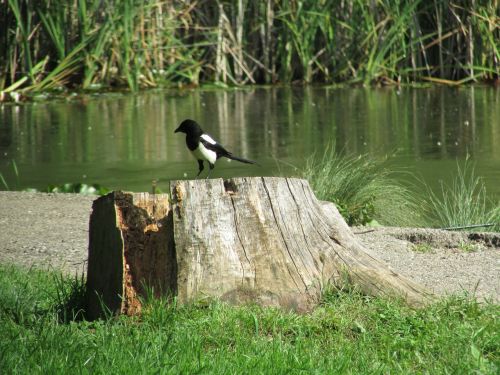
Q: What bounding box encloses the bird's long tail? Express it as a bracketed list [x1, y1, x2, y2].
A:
[227, 153, 257, 165]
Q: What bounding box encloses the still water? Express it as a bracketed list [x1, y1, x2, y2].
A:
[0, 86, 499, 199]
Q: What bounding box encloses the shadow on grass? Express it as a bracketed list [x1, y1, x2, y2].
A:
[52, 272, 88, 323]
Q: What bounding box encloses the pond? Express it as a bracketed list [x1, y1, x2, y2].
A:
[0, 86, 499, 201]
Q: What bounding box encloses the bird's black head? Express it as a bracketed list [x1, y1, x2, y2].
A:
[174, 119, 203, 135]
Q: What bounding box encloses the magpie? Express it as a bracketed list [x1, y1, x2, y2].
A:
[175, 119, 257, 179]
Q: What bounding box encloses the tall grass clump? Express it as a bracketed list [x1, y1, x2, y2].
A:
[302, 145, 423, 226]
[424, 161, 500, 231]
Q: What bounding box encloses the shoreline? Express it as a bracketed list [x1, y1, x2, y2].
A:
[1, 82, 499, 105]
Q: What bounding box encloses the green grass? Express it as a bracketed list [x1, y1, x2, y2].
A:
[1, 264, 498, 374]
[302, 145, 424, 226]
[412, 243, 434, 253]
[457, 240, 481, 253]
[302, 147, 500, 230]
[424, 160, 500, 232]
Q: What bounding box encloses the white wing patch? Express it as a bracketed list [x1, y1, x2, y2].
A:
[192, 142, 217, 165]
[200, 134, 217, 145]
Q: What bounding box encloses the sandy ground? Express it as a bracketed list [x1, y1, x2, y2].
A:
[0, 191, 498, 303]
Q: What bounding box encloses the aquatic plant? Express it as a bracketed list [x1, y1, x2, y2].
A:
[424, 160, 500, 232]
[302, 145, 423, 227]
[0, 1, 498, 92]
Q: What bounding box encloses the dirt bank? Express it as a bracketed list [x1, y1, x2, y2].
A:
[0, 191, 498, 302]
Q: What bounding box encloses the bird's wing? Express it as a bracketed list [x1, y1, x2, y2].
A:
[199, 134, 230, 157]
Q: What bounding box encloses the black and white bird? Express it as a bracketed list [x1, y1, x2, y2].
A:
[174, 119, 257, 178]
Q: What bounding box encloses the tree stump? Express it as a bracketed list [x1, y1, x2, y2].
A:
[86, 177, 432, 319]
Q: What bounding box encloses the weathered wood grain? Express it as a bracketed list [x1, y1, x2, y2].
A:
[87, 191, 174, 319]
[87, 178, 432, 318]
[171, 177, 432, 311]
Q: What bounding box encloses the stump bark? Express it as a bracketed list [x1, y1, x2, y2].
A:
[87, 177, 432, 319]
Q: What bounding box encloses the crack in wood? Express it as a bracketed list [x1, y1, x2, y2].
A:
[287, 179, 329, 267]
[299, 182, 341, 250]
[296, 181, 403, 294]
[284, 178, 317, 285]
[228, 190, 252, 285]
[171, 183, 183, 220]
[299, 183, 348, 247]
[223, 178, 238, 194]
[262, 177, 307, 291]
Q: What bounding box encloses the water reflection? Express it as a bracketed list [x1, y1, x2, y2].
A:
[0, 87, 498, 198]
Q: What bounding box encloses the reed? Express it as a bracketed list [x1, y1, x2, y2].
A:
[0, 1, 498, 93]
[424, 160, 500, 232]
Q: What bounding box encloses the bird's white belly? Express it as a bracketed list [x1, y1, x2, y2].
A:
[191, 143, 217, 165]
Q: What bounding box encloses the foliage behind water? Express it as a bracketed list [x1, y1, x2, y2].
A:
[1, 0, 498, 92]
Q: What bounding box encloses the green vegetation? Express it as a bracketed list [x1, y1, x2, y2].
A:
[412, 240, 481, 254]
[303, 146, 500, 230]
[45, 183, 109, 195]
[424, 161, 500, 232]
[0, 160, 109, 195]
[302, 145, 423, 226]
[0, 264, 498, 374]
[0, 175, 108, 195]
[1, 0, 498, 96]
[412, 243, 434, 253]
[458, 240, 480, 253]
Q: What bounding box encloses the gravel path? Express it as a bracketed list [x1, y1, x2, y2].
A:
[0, 191, 498, 303]
[355, 227, 499, 302]
[0, 192, 94, 274]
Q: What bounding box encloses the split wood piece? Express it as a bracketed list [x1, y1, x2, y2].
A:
[86, 191, 174, 319]
[86, 178, 433, 319]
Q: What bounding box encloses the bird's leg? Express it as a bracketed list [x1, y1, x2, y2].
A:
[206, 163, 215, 179]
[196, 160, 204, 178]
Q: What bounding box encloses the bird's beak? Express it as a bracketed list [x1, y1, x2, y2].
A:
[174, 127, 180, 133]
